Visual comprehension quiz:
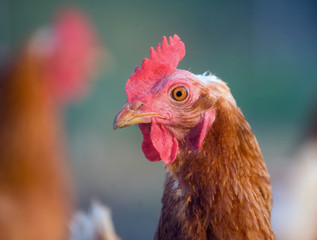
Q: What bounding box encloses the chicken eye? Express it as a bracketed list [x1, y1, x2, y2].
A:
[172, 87, 188, 101]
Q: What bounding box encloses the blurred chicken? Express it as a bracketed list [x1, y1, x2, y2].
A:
[0, 8, 100, 240]
[272, 104, 317, 240]
[114, 35, 276, 239]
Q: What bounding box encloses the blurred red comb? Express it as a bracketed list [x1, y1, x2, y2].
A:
[126, 35, 185, 100]
[46, 8, 99, 103]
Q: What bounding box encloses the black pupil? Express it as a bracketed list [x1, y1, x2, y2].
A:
[176, 91, 183, 97]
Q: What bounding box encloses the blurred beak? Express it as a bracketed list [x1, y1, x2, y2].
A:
[113, 103, 164, 129]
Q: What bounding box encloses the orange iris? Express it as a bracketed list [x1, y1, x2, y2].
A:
[172, 87, 188, 101]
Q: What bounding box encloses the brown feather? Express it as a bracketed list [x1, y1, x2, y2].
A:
[155, 95, 276, 240]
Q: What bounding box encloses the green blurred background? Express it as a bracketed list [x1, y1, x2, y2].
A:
[1, 0, 317, 239]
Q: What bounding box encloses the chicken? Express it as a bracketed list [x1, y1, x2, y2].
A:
[274, 141, 317, 240]
[114, 35, 276, 239]
[0, 8, 98, 240]
[272, 104, 317, 240]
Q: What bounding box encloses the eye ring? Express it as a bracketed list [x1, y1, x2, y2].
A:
[171, 86, 188, 101]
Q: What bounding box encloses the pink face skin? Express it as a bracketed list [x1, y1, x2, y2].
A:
[129, 70, 200, 126]
[122, 69, 216, 165]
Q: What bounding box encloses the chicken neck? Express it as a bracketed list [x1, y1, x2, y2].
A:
[155, 98, 276, 240]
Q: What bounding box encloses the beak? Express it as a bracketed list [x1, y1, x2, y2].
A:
[113, 103, 165, 129]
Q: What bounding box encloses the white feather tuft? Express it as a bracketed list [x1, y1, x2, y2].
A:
[69, 201, 120, 240]
[195, 72, 236, 106]
[196, 72, 226, 86]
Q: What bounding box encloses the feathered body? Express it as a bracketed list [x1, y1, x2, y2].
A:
[114, 35, 276, 239]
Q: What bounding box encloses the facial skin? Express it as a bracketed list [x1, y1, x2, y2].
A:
[115, 70, 205, 129]
[113, 70, 234, 164]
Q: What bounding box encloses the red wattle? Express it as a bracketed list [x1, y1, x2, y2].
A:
[139, 120, 178, 165]
[139, 124, 160, 162]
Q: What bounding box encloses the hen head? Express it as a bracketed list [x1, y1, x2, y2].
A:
[114, 35, 235, 164]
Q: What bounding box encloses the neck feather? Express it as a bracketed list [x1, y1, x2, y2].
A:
[167, 97, 275, 239]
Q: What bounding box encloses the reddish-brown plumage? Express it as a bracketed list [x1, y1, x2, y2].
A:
[155, 96, 275, 239]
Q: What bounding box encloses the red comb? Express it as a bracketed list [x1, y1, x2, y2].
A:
[126, 34, 185, 100]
